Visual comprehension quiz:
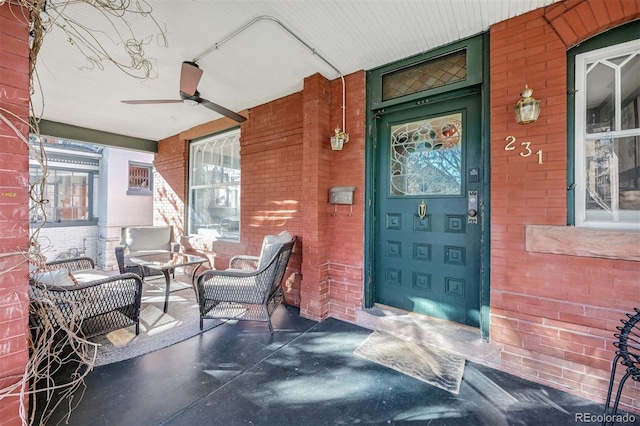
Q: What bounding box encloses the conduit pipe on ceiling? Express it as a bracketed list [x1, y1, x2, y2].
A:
[192, 15, 347, 135]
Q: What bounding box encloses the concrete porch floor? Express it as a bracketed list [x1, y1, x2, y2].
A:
[38, 304, 638, 426]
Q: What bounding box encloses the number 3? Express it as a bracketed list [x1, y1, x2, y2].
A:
[520, 141, 532, 157]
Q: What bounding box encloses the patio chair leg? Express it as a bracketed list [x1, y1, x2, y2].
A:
[268, 319, 274, 335]
[200, 317, 204, 331]
[603, 370, 632, 426]
[603, 354, 620, 426]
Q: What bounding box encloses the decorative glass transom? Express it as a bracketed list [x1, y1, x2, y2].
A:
[382, 50, 467, 101]
[390, 113, 463, 196]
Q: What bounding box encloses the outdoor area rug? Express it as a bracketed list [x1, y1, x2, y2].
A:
[90, 277, 224, 366]
[354, 330, 466, 394]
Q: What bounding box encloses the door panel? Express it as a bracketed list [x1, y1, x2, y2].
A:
[374, 94, 482, 328]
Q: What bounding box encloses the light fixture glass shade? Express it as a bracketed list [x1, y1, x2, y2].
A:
[514, 85, 541, 125]
[330, 126, 349, 151]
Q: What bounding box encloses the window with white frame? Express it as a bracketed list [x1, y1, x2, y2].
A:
[188, 129, 241, 241]
[575, 38, 640, 229]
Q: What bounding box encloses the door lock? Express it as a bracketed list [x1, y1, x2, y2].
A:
[468, 191, 478, 224]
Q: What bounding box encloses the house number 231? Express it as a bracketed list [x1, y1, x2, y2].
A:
[504, 135, 543, 164]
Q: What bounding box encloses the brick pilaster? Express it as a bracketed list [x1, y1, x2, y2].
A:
[299, 73, 332, 321]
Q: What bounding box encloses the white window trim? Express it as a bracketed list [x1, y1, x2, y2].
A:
[574, 38, 640, 230]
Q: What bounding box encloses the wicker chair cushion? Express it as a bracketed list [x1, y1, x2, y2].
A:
[72, 269, 111, 283]
[257, 231, 293, 269]
[32, 269, 77, 287]
[124, 226, 172, 252]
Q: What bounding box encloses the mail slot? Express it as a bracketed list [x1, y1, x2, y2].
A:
[329, 186, 356, 205]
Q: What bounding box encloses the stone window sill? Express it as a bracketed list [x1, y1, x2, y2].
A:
[525, 225, 640, 262]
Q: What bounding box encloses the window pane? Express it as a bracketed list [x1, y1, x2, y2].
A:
[621, 54, 639, 131]
[93, 174, 99, 220]
[190, 186, 240, 239]
[584, 136, 640, 223]
[58, 171, 89, 220]
[390, 113, 462, 196]
[586, 62, 615, 133]
[129, 165, 151, 189]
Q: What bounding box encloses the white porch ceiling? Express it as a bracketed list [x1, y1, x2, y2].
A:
[32, 0, 560, 142]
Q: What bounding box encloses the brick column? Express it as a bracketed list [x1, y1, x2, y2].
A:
[299, 73, 331, 321]
[0, 2, 31, 424]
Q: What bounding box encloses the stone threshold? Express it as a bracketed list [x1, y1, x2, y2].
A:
[355, 305, 502, 369]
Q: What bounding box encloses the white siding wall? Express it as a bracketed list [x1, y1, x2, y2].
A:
[98, 148, 154, 270]
[35, 225, 99, 263]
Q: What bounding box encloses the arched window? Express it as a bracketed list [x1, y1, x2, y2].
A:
[188, 128, 241, 241]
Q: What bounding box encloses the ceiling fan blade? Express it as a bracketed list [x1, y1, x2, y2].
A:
[197, 97, 247, 123]
[180, 62, 203, 96]
[122, 99, 183, 104]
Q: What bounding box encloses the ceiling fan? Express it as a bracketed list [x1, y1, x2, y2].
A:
[121, 61, 246, 123]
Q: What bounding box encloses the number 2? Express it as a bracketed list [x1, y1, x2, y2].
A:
[505, 135, 516, 151]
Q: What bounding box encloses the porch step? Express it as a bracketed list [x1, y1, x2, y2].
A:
[355, 305, 502, 368]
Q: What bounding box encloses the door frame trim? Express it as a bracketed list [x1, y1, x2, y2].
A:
[364, 32, 491, 339]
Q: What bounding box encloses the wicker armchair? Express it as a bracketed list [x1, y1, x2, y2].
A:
[115, 226, 180, 277]
[29, 257, 143, 339]
[196, 233, 296, 334]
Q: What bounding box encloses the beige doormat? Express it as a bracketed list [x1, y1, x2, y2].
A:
[354, 330, 466, 394]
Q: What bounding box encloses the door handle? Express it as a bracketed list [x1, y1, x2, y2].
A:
[418, 199, 427, 219]
[468, 191, 478, 224]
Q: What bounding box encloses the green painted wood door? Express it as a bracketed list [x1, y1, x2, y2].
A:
[374, 93, 482, 328]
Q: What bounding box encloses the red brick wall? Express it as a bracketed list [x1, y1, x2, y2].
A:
[154, 71, 366, 322]
[490, 0, 640, 412]
[241, 92, 305, 305]
[154, 133, 187, 235]
[0, 3, 31, 424]
[327, 73, 366, 323]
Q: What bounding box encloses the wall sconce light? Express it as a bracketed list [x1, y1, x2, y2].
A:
[331, 126, 350, 151]
[514, 85, 541, 125]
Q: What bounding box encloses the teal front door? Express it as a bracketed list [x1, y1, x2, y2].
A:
[374, 93, 483, 328]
